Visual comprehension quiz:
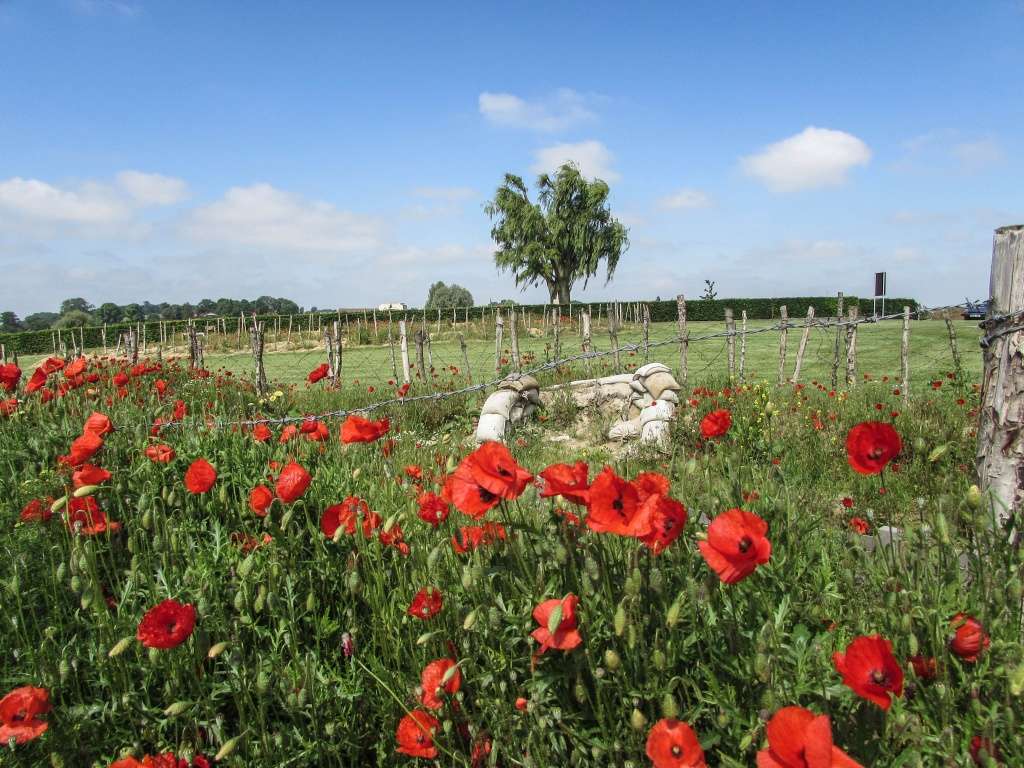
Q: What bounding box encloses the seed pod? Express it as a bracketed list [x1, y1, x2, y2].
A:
[649, 567, 663, 594]
[306, 591, 317, 612]
[463, 609, 478, 631]
[56, 562, 67, 580]
[50, 753, 64, 768]
[900, 613, 912, 633]
[935, 513, 950, 545]
[161, 485, 171, 503]
[218, 484, 228, 505]
[77, 553, 89, 573]
[461, 568, 473, 589]
[254, 584, 267, 613]
[574, 680, 587, 704]
[58, 659, 71, 682]
[207, 641, 229, 659]
[427, 545, 442, 570]
[653, 650, 667, 671]
[141, 509, 153, 530]
[965, 485, 981, 510]
[126, 536, 136, 554]
[297, 685, 309, 707]
[233, 589, 245, 612]
[73, 484, 99, 498]
[352, 467, 362, 479]
[666, 599, 682, 629]
[108, 636, 134, 658]
[603, 649, 621, 670]
[630, 708, 647, 731]
[627, 624, 637, 650]
[163, 700, 191, 717]
[614, 603, 627, 636]
[214, 734, 243, 762]
[754, 653, 770, 681]
[280, 509, 295, 530]
[50, 496, 68, 514]
[346, 571, 360, 594]
[660, 693, 678, 719]
[270, 562, 281, 581]
[70, 575, 81, 593]
[908, 633, 919, 656]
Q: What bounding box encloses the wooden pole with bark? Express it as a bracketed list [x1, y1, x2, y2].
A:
[725, 308, 736, 382]
[945, 317, 964, 381]
[610, 303, 621, 369]
[399, 319, 411, 385]
[900, 306, 911, 401]
[509, 306, 521, 371]
[249, 320, 267, 396]
[831, 292, 845, 390]
[739, 310, 748, 383]
[641, 304, 651, 363]
[494, 312, 505, 375]
[792, 306, 815, 384]
[844, 306, 859, 385]
[458, 333, 472, 383]
[777, 305, 789, 386]
[415, 329, 427, 383]
[677, 295, 688, 385]
[976, 225, 1024, 529]
[581, 309, 592, 376]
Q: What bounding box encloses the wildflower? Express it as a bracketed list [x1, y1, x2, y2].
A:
[0, 362, 20, 392]
[307, 363, 330, 384]
[408, 587, 443, 620]
[83, 411, 114, 437]
[585, 466, 650, 537]
[530, 593, 582, 654]
[845, 422, 902, 475]
[841, 497, 854, 508]
[420, 658, 461, 709]
[0, 686, 50, 744]
[538, 461, 590, 505]
[320, 498, 363, 538]
[417, 491, 450, 527]
[249, 485, 274, 517]
[949, 614, 990, 662]
[395, 710, 440, 759]
[970, 736, 1000, 766]
[463, 442, 533, 500]
[136, 599, 196, 649]
[849, 517, 870, 535]
[19, 498, 53, 524]
[184, 458, 216, 494]
[700, 409, 732, 439]
[59, 430, 104, 467]
[756, 706, 863, 767]
[909, 655, 937, 681]
[145, 443, 176, 463]
[340, 414, 390, 443]
[645, 718, 706, 768]
[65, 497, 120, 536]
[72, 463, 111, 488]
[832, 634, 904, 710]
[252, 423, 273, 442]
[275, 461, 311, 503]
[451, 522, 507, 554]
[698, 508, 771, 584]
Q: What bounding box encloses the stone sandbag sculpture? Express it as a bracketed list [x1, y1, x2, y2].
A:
[607, 362, 680, 446]
[474, 374, 541, 443]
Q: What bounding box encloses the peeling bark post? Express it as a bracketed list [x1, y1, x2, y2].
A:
[977, 224, 1024, 529]
[792, 306, 815, 383]
[494, 312, 505, 375]
[0, 344, 4, 363]
[777, 305, 789, 386]
[102, 324, 107, 354]
[739, 310, 748, 383]
[387, 313, 398, 380]
[552, 308, 563, 362]
[610, 303, 621, 369]
[286, 316, 293, 350]
[249, 319, 267, 396]
[509, 306, 521, 371]
[458, 333, 472, 383]
[399, 319, 411, 385]
[845, 306, 859, 385]
[415, 328, 427, 383]
[676, 295, 688, 386]
[642, 304, 651, 363]
[900, 306, 911, 401]
[725, 308, 736, 382]
[581, 308, 592, 376]
[945, 317, 964, 381]
[831, 292, 845, 390]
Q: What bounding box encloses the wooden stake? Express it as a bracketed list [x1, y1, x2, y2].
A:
[509, 306, 521, 371]
[641, 304, 651, 363]
[844, 306, 858, 385]
[945, 317, 963, 380]
[249, 319, 267, 395]
[610, 302, 621, 369]
[676, 295, 688, 385]
[581, 308, 592, 375]
[777, 305, 789, 386]
[552, 308, 561, 362]
[792, 306, 815, 384]
[831, 291, 845, 390]
[399, 319, 411, 385]
[494, 311, 505, 375]
[458, 333, 472, 383]
[739, 310, 748, 383]
[725, 308, 735, 382]
[387, 313, 398, 380]
[415, 328, 426, 383]
[900, 306, 911, 401]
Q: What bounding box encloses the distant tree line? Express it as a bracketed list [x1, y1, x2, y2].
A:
[0, 296, 304, 333]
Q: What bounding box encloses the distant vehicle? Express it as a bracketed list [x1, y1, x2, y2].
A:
[963, 299, 990, 320]
[377, 303, 407, 312]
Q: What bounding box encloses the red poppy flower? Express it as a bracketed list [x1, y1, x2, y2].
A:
[700, 409, 732, 439]
[278, 424, 298, 443]
[59, 430, 104, 467]
[0, 362, 21, 393]
[341, 414, 390, 443]
[698, 508, 772, 584]
[417, 491, 450, 527]
[72, 464, 111, 488]
[136, 598, 196, 649]
[832, 634, 904, 710]
[64, 357, 87, 378]
[304, 421, 330, 441]
[463, 441, 533, 500]
[451, 522, 507, 554]
[849, 517, 870, 535]
[755, 706, 863, 767]
[19, 498, 53, 523]
[321, 501, 358, 538]
[637, 494, 689, 555]
[845, 422, 902, 475]
[307, 363, 330, 383]
[83, 411, 114, 437]
[361, 510, 383, 538]
[530, 593, 582, 654]
[249, 485, 274, 517]
[420, 658, 461, 709]
[538, 461, 590, 505]
[404, 464, 422, 480]
[442, 463, 501, 519]
[65, 497, 120, 536]
[379, 523, 410, 555]
[407, 587, 443, 620]
[0, 686, 50, 745]
[645, 718, 706, 768]
[909, 655, 937, 681]
[841, 497, 854, 508]
[184, 459, 217, 494]
[395, 710, 440, 759]
[275, 461, 311, 503]
[949, 614, 990, 662]
[0, 397, 17, 416]
[144, 444, 176, 463]
[172, 399, 187, 421]
[112, 371, 130, 387]
[585, 466, 651, 537]
[252, 423, 272, 442]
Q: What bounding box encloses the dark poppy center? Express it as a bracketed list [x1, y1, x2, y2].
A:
[671, 745, 683, 757]
[498, 466, 512, 477]
[871, 669, 888, 685]
[478, 487, 497, 503]
[738, 536, 752, 553]
[868, 447, 883, 460]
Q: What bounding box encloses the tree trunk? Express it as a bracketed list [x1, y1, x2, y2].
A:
[557, 280, 571, 307]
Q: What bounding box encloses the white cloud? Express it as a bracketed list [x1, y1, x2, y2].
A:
[116, 171, 189, 206]
[478, 88, 596, 132]
[412, 186, 476, 202]
[0, 177, 130, 223]
[180, 183, 382, 254]
[531, 140, 619, 181]
[741, 126, 871, 192]
[953, 138, 1004, 172]
[657, 188, 712, 210]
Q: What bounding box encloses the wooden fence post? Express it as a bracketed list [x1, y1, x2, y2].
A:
[642, 304, 651, 363]
[415, 329, 427, 382]
[676, 295, 688, 386]
[581, 309, 592, 375]
[792, 306, 815, 383]
[977, 224, 1024, 529]
[845, 306, 859, 385]
[725, 308, 735, 382]
[552, 308, 562, 361]
[900, 306, 911, 401]
[739, 310, 748, 383]
[509, 306, 521, 371]
[399, 319, 411, 385]
[777, 305, 789, 386]
[494, 312, 504, 375]
[610, 302, 621, 369]
[249, 320, 267, 396]
[945, 317, 963, 381]
[458, 333, 472, 383]
[831, 292, 845, 390]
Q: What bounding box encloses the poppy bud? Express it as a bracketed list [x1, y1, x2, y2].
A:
[900, 613, 912, 633]
[649, 567, 663, 593]
[233, 589, 246, 612]
[630, 708, 647, 731]
[585, 557, 600, 581]
[126, 536, 136, 554]
[574, 680, 587, 704]
[59, 659, 71, 682]
[935, 513, 950, 545]
[50, 754, 64, 768]
[346, 572, 360, 594]
[462, 568, 473, 589]
[966, 485, 981, 509]
[77, 553, 88, 573]
[685, 458, 697, 475]
[297, 686, 309, 707]
[627, 624, 637, 650]
[148, 647, 160, 664]
[108, 636, 134, 658]
[218, 484, 229, 504]
[1011, 579, 1023, 604]
[254, 584, 267, 613]
[207, 641, 229, 659]
[306, 591, 317, 612]
[554, 544, 568, 564]
[141, 510, 153, 530]
[666, 599, 682, 628]
[653, 650, 667, 670]
[70, 575, 81, 593]
[913, 436, 926, 453]
[51, 496, 68, 514]
[214, 734, 243, 761]
[352, 467, 362, 479]
[660, 693, 678, 719]
[885, 591, 897, 609]
[257, 670, 270, 693]
[463, 609, 478, 631]
[416, 630, 437, 646]
[238, 553, 256, 579]
[56, 562, 66, 580]
[908, 633, 919, 656]
[754, 653, 770, 680]
[603, 649, 621, 670]
[73, 484, 99, 498]
[614, 603, 627, 636]
[427, 545, 442, 570]
[927, 443, 949, 463]
[161, 485, 172, 503]
[163, 700, 191, 717]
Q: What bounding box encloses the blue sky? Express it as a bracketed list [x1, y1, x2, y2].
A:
[1, 0, 1021, 316]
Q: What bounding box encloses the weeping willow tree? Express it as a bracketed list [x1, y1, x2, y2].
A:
[484, 163, 629, 305]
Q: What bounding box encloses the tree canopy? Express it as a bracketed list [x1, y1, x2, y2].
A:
[424, 282, 474, 311]
[485, 162, 629, 305]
